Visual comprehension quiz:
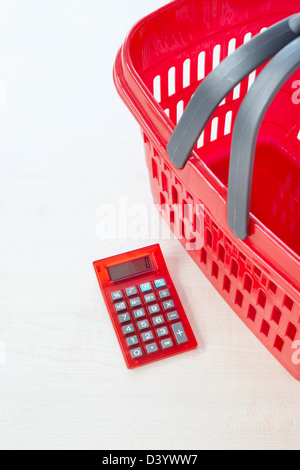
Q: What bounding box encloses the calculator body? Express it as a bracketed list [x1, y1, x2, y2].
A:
[93, 244, 197, 369]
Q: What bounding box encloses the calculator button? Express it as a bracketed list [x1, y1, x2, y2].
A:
[137, 319, 150, 331]
[148, 304, 160, 315]
[161, 338, 173, 349]
[122, 324, 135, 335]
[126, 335, 139, 347]
[118, 313, 130, 324]
[140, 282, 152, 293]
[130, 347, 143, 359]
[144, 293, 156, 304]
[156, 326, 169, 337]
[126, 286, 138, 297]
[171, 322, 188, 344]
[115, 301, 127, 312]
[111, 291, 123, 301]
[130, 297, 142, 308]
[158, 289, 170, 299]
[152, 315, 165, 326]
[163, 300, 175, 310]
[154, 279, 166, 288]
[167, 311, 179, 322]
[141, 331, 154, 342]
[146, 343, 159, 354]
[133, 308, 146, 319]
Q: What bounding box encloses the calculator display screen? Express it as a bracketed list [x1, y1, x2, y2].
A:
[108, 256, 153, 281]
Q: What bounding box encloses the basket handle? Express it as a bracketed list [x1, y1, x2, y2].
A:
[227, 36, 300, 240]
[167, 14, 300, 169]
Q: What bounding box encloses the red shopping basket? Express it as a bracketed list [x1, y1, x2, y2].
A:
[113, 0, 300, 380]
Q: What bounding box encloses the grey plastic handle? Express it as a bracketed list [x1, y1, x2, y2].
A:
[167, 14, 300, 169]
[227, 36, 300, 240]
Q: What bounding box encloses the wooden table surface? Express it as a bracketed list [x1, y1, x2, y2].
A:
[0, 0, 299, 450]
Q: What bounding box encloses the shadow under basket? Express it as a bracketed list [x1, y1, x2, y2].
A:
[114, 0, 300, 380]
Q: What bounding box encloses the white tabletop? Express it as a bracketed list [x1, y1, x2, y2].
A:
[0, 0, 299, 450]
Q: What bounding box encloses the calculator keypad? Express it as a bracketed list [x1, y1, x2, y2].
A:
[161, 338, 173, 349]
[146, 343, 158, 354]
[167, 311, 179, 321]
[158, 289, 170, 299]
[144, 293, 156, 303]
[137, 319, 150, 331]
[171, 322, 188, 344]
[123, 324, 135, 335]
[130, 347, 143, 359]
[109, 278, 194, 366]
[126, 336, 139, 347]
[141, 331, 154, 342]
[115, 301, 127, 312]
[156, 326, 169, 337]
[140, 282, 152, 293]
[119, 312, 131, 323]
[94, 245, 197, 369]
[163, 300, 175, 310]
[148, 304, 160, 315]
[130, 297, 142, 308]
[152, 315, 164, 326]
[111, 291, 123, 301]
[133, 308, 146, 319]
[126, 286, 138, 297]
[154, 279, 166, 288]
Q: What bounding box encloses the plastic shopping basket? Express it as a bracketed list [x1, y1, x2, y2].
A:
[113, 0, 300, 380]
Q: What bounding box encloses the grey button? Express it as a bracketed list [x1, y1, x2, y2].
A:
[171, 322, 188, 344]
[144, 293, 156, 304]
[130, 297, 142, 308]
[126, 335, 139, 347]
[161, 338, 173, 349]
[122, 324, 135, 335]
[141, 331, 154, 342]
[163, 300, 175, 310]
[118, 312, 130, 323]
[156, 326, 169, 337]
[158, 289, 170, 299]
[137, 319, 150, 331]
[115, 301, 127, 312]
[152, 315, 165, 326]
[146, 342, 158, 354]
[133, 308, 146, 319]
[130, 347, 143, 359]
[126, 286, 138, 297]
[167, 311, 179, 322]
[148, 304, 160, 315]
[111, 290, 123, 301]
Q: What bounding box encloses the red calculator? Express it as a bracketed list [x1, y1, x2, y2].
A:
[93, 244, 197, 369]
